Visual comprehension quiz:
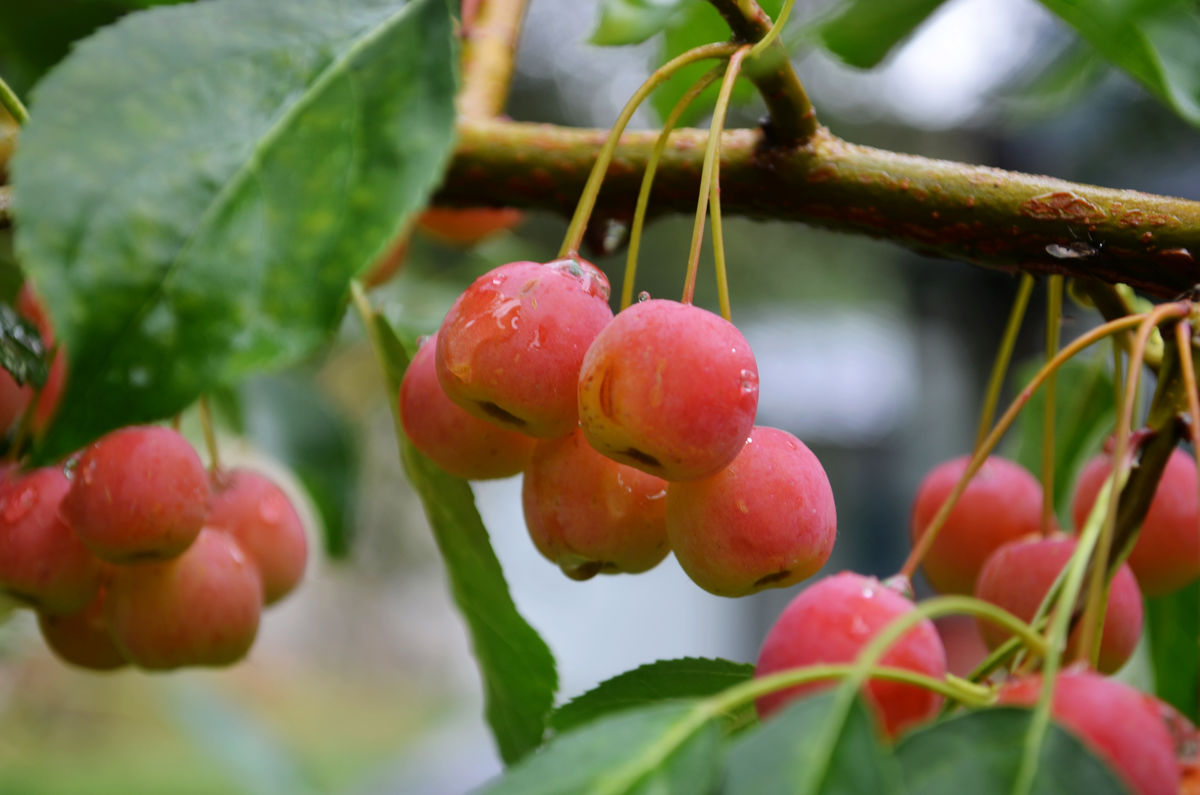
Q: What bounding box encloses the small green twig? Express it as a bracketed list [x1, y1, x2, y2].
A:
[0, 74, 29, 126]
[974, 274, 1034, 452]
[197, 396, 221, 475]
[1041, 275, 1063, 533]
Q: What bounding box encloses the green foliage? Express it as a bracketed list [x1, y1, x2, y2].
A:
[237, 373, 359, 559]
[1145, 580, 1200, 722]
[724, 691, 899, 795]
[1037, 0, 1200, 126]
[1007, 351, 1115, 520]
[590, 0, 687, 46]
[551, 657, 754, 734]
[0, 303, 48, 388]
[481, 701, 724, 795]
[818, 0, 950, 69]
[362, 305, 558, 765]
[895, 707, 1127, 794]
[13, 0, 458, 459]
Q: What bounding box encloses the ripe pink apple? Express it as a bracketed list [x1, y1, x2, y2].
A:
[38, 583, 128, 671]
[667, 426, 835, 596]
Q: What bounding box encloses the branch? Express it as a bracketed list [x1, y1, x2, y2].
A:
[437, 119, 1200, 297]
[706, 0, 817, 146]
[457, 0, 529, 119]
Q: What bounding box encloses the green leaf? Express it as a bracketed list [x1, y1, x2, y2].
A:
[0, 304, 48, 388]
[895, 707, 1127, 794]
[1037, 0, 1200, 126]
[1145, 580, 1200, 722]
[651, 0, 783, 125]
[238, 373, 359, 559]
[13, 0, 458, 459]
[551, 657, 754, 735]
[590, 0, 686, 46]
[481, 701, 724, 795]
[818, 0, 950, 69]
[724, 690, 900, 795]
[361, 306, 557, 765]
[1006, 351, 1114, 520]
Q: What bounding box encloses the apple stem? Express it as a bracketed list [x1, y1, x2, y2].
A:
[197, 396, 221, 476]
[681, 45, 750, 307]
[1041, 275, 1063, 535]
[620, 67, 723, 311]
[0, 74, 28, 126]
[557, 42, 739, 260]
[973, 273, 1034, 452]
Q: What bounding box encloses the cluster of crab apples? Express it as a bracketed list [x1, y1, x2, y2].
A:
[399, 252, 1196, 794]
[0, 425, 308, 671]
[399, 254, 836, 595]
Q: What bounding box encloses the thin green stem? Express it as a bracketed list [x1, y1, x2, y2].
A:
[974, 273, 1034, 452]
[900, 313, 1152, 581]
[709, 165, 732, 320]
[1076, 302, 1187, 667]
[1175, 320, 1200, 721]
[1041, 275, 1063, 534]
[0, 75, 28, 125]
[197, 396, 220, 475]
[747, 0, 794, 59]
[557, 42, 738, 259]
[682, 46, 750, 305]
[621, 66, 723, 311]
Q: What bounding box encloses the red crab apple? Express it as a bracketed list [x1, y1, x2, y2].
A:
[577, 299, 758, 481]
[521, 428, 669, 580]
[0, 284, 67, 433]
[106, 527, 262, 670]
[207, 468, 308, 605]
[62, 425, 209, 563]
[0, 466, 102, 614]
[38, 583, 128, 671]
[755, 571, 947, 738]
[1072, 448, 1200, 595]
[436, 257, 613, 438]
[667, 426, 835, 596]
[909, 455, 1044, 595]
[400, 333, 535, 479]
[418, 207, 523, 247]
[998, 670, 1180, 795]
[974, 533, 1143, 674]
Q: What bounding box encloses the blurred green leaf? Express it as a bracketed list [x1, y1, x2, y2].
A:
[1038, 0, 1200, 126]
[363, 308, 558, 765]
[590, 0, 686, 46]
[724, 690, 899, 795]
[14, 0, 458, 460]
[818, 0, 950, 69]
[896, 707, 1127, 793]
[481, 701, 723, 795]
[1006, 351, 1114, 521]
[551, 657, 754, 735]
[239, 373, 359, 559]
[995, 42, 1109, 122]
[1145, 580, 1200, 722]
[651, 0, 783, 125]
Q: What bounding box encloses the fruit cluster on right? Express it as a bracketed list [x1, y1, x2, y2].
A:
[399, 254, 837, 596]
[398, 248, 1198, 794]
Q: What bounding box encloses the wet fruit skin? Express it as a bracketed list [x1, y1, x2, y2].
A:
[521, 427, 669, 580]
[436, 257, 614, 439]
[577, 299, 759, 482]
[418, 207, 523, 246]
[0, 466, 102, 614]
[62, 425, 210, 563]
[0, 284, 67, 433]
[910, 455, 1044, 595]
[207, 468, 308, 605]
[998, 670, 1180, 795]
[1072, 449, 1200, 596]
[755, 571, 947, 738]
[38, 583, 128, 671]
[974, 534, 1143, 674]
[667, 426, 836, 596]
[400, 333, 536, 480]
[106, 528, 262, 670]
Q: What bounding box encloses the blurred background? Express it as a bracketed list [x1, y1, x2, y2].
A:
[0, 0, 1197, 792]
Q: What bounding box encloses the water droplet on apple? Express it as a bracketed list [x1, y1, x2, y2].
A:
[638, 291, 651, 302]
